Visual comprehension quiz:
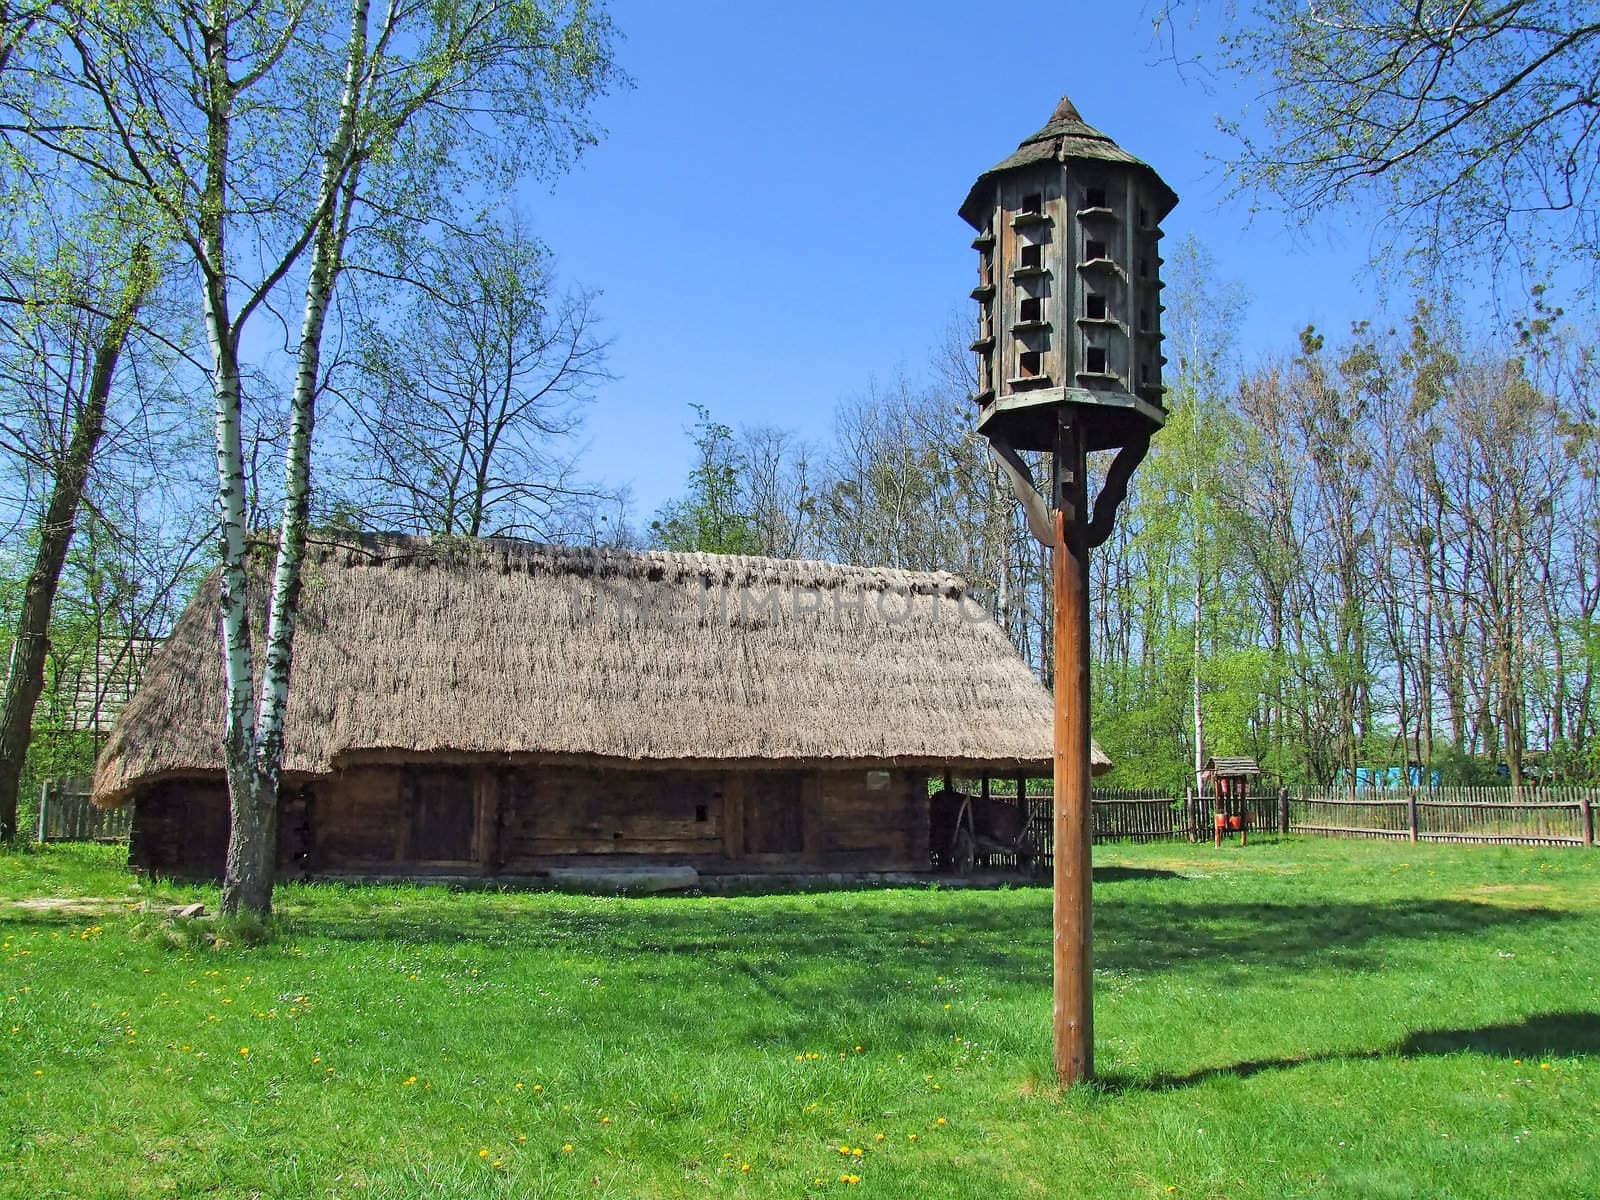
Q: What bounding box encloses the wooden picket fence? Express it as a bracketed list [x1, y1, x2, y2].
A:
[944, 779, 1599, 872]
[1291, 786, 1596, 847]
[36, 777, 130, 843]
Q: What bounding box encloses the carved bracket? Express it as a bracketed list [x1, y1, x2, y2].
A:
[988, 430, 1150, 549]
[1084, 433, 1149, 549]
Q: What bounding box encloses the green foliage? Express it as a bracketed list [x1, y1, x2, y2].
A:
[4, 840, 1600, 1197]
[650, 405, 762, 554]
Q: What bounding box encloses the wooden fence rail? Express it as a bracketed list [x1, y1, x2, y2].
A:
[945, 779, 1598, 871]
[36, 777, 130, 843]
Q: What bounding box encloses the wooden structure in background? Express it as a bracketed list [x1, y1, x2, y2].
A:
[962, 95, 1176, 1085]
[37, 776, 131, 842]
[1201, 755, 1262, 846]
[94, 535, 1110, 881]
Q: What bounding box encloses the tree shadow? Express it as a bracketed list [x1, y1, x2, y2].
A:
[1093, 866, 1185, 883]
[1103, 1011, 1600, 1094]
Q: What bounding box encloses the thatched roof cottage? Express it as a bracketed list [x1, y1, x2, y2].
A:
[95, 534, 1106, 880]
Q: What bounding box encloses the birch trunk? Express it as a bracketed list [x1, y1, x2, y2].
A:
[0, 252, 154, 839]
[219, 0, 368, 915]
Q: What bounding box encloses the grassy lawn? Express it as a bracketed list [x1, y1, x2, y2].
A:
[2, 838, 1598, 1199]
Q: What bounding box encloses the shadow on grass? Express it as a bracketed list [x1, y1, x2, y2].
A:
[267, 889, 1577, 989]
[1104, 1011, 1600, 1093]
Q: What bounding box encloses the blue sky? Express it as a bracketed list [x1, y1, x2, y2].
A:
[522, 2, 1390, 520]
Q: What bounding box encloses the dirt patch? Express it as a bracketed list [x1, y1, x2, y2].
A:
[5, 896, 132, 915]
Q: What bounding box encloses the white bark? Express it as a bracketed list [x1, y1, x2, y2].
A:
[254, 0, 369, 776]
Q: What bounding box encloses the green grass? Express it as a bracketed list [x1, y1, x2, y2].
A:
[3, 838, 1599, 1199]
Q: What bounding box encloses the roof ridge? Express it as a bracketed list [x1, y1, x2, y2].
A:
[298, 531, 972, 594]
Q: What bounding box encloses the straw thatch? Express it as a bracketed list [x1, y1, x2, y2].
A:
[94, 534, 1108, 805]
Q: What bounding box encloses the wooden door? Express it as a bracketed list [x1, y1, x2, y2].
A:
[744, 772, 804, 855]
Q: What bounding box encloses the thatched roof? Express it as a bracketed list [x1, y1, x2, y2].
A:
[94, 535, 1108, 804]
[960, 95, 1179, 227]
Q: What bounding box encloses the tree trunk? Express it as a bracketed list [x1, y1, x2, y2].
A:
[0, 251, 153, 840]
[218, 0, 368, 915]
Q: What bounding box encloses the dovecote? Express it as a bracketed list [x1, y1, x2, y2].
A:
[958, 96, 1178, 453]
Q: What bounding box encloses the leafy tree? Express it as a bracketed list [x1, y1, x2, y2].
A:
[651, 406, 762, 554]
[9, 0, 620, 909]
[1162, 0, 1600, 284]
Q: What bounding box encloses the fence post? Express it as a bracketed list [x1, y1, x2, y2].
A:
[1279, 787, 1289, 835]
[1408, 790, 1420, 843]
[1582, 791, 1594, 849]
[1184, 787, 1194, 842]
[36, 781, 50, 842]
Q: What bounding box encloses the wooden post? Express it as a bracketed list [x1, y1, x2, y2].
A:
[1052, 416, 1092, 1087]
[1407, 789, 1420, 843]
[1581, 790, 1593, 849]
[1278, 786, 1290, 835]
[36, 780, 49, 843]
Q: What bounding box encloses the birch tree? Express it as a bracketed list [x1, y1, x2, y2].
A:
[13, 0, 617, 909]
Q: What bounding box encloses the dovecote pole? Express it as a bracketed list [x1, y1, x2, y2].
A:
[960, 96, 1177, 1086]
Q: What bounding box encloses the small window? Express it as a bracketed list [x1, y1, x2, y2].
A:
[1085, 346, 1107, 374]
[1085, 186, 1106, 209]
[1140, 363, 1151, 384]
[1138, 206, 1149, 228]
[1020, 243, 1043, 270]
[1085, 239, 1107, 262]
[1140, 308, 1152, 331]
[1019, 350, 1042, 377]
[1085, 293, 1106, 320]
[695, 803, 708, 823]
[979, 252, 992, 285]
[1138, 257, 1149, 278]
[1021, 192, 1043, 214]
[1019, 296, 1042, 323]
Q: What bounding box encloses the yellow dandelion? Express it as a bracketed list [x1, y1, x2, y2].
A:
[855, 1045, 863, 1052]
[533, 1084, 542, 1092]
[740, 1163, 751, 1173]
[561, 1144, 573, 1153]
[908, 1133, 918, 1141]
[239, 1047, 249, 1056]
[492, 1160, 502, 1168]
[517, 1135, 527, 1143]
[852, 1147, 864, 1158]
[1541, 1063, 1552, 1070]
[874, 1133, 886, 1143]
[478, 1148, 489, 1158]
[936, 1117, 948, 1126]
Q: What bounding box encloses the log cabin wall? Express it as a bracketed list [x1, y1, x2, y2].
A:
[128, 761, 937, 879]
[129, 779, 230, 878]
[498, 765, 727, 867]
[130, 778, 314, 882]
